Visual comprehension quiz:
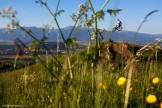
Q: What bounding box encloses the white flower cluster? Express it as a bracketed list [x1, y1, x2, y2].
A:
[0, 7, 19, 33]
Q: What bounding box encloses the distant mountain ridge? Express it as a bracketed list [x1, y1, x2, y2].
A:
[0, 26, 162, 45]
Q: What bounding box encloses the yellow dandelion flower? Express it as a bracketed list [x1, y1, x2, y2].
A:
[102, 85, 107, 91]
[152, 77, 160, 84]
[160, 102, 162, 108]
[146, 94, 157, 104]
[98, 83, 107, 90]
[98, 82, 103, 88]
[98, 83, 107, 91]
[117, 77, 126, 86]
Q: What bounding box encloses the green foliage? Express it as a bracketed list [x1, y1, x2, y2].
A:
[66, 38, 77, 48]
[0, 0, 162, 108]
[133, 10, 159, 42]
[55, 10, 65, 17]
[96, 10, 105, 21]
[0, 54, 162, 107]
[107, 9, 122, 16]
[144, 10, 159, 20]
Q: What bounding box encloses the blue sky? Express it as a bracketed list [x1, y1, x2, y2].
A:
[0, 0, 162, 34]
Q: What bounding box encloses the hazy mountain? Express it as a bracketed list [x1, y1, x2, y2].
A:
[0, 26, 162, 45]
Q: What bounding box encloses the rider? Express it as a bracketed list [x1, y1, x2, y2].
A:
[116, 19, 122, 28]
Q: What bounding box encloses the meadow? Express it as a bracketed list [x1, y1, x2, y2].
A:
[0, 41, 162, 108]
[0, 0, 162, 108]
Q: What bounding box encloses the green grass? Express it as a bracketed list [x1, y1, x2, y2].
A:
[1, 1, 161, 107]
[0, 56, 36, 73]
[0, 42, 162, 108]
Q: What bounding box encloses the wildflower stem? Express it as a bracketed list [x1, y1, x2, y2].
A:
[16, 38, 59, 80]
[88, 0, 98, 107]
[19, 26, 61, 66]
[43, 1, 73, 79]
[99, 0, 110, 11]
[55, 0, 60, 14]
[133, 10, 159, 44]
[124, 63, 133, 108]
[68, 11, 84, 39]
[87, 27, 92, 54]
[88, 0, 95, 14]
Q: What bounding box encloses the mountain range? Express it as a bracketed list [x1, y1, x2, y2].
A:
[0, 26, 162, 45]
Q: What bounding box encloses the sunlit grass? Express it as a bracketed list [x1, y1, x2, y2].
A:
[0, 0, 161, 107]
[0, 49, 162, 107]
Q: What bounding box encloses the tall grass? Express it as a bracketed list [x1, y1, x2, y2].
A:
[1, 54, 162, 107]
[0, 0, 162, 108]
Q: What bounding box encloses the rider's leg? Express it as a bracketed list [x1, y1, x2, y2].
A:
[118, 24, 121, 28]
[116, 23, 119, 28]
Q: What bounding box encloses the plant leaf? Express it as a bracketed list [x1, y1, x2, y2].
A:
[96, 10, 105, 21]
[107, 9, 122, 16]
[66, 38, 76, 48]
[144, 10, 158, 20]
[56, 10, 65, 16]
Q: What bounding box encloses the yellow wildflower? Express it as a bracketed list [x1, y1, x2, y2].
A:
[102, 85, 107, 91]
[130, 87, 133, 91]
[160, 102, 162, 108]
[146, 94, 157, 104]
[98, 83, 107, 91]
[117, 77, 126, 86]
[152, 77, 160, 84]
[98, 82, 103, 88]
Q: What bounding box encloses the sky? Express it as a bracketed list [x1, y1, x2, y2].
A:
[0, 0, 162, 34]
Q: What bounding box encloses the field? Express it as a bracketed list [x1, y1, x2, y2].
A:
[0, 0, 162, 107]
[0, 55, 36, 73]
[0, 41, 162, 108]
